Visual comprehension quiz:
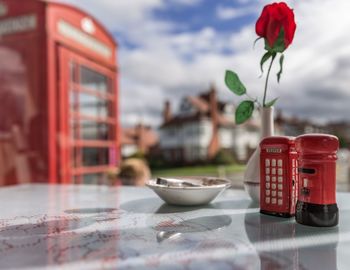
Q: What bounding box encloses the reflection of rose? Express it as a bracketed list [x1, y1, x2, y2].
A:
[256, 2, 296, 51]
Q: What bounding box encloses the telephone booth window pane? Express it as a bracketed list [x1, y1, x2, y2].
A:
[70, 120, 78, 139]
[70, 62, 78, 83]
[70, 91, 78, 112]
[71, 147, 79, 168]
[82, 147, 109, 166]
[79, 93, 109, 118]
[82, 173, 104, 185]
[72, 176, 81, 184]
[80, 121, 112, 140]
[80, 66, 109, 93]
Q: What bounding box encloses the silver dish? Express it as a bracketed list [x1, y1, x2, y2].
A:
[146, 177, 231, 206]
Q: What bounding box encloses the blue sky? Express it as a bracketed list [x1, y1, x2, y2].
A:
[58, 0, 350, 127]
[153, 0, 255, 33]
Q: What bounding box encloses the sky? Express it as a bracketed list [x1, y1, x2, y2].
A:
[58, 0, 350, 127]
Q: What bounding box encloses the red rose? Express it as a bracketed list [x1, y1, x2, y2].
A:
[256, 2, 296, 51]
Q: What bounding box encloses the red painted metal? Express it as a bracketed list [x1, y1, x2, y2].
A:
[260, 136, 299, 217]
[295, 134, 338, 205]
[0, 0, 119, 185]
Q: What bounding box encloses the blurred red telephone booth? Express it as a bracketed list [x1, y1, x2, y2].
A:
[0, 0, 120, 185]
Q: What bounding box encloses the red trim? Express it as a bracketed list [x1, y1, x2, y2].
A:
[58, 46, 71, 183]
[70, 112, 116, 125]
[72, 140, 116, 147]
[71, 83, 116, 101]
[71, 166, 113, 175]
[43, 0, 118, 48]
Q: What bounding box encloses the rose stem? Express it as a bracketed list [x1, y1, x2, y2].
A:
[262, 53, 276, 107]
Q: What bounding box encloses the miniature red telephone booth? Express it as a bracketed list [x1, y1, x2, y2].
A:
[0, 0, 119, 185]
[260, 136, 299, 217]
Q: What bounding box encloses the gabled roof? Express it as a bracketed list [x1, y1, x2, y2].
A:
[160, 114, 204, 128]
[121, 125, 158, 147]
[186, 96, 209, 113]
[161, 88, 235, 128]
[161, 88, 263, 130]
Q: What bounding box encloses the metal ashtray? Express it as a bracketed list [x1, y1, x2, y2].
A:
[146, 177, 231, 206]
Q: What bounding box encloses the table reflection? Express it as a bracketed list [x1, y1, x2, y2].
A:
[155, 215, 232, 242]
[1, 185, 349, 269]
[244, 204, 339, 270]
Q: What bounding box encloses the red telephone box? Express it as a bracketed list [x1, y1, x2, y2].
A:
[260, 136, 299, 217]
[0, 0, 119, 185]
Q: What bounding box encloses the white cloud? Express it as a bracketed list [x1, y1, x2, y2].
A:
[216, 5, 255, 20]
[58, 0, 163, 29]
[57, 0, 350, 126]
[273, 0, 350, 122]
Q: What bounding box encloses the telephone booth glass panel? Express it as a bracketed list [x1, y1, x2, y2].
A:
[61, 49, 117, 184]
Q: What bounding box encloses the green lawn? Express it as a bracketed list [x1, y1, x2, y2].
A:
[151, 164, 245, 178]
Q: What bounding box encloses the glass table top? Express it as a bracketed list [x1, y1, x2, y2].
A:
[0, 184, 349, 269]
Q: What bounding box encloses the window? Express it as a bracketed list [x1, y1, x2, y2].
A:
[71, 120, 113, 141]
[83, 173, 105, 184]
[68, 61, 116, 184]
[79, 92, 111, 118]
[80, 66, 109, 93]
[81, 147, 109, 166]
[70, 91, 77, 112]
[80, 121, 112, 140]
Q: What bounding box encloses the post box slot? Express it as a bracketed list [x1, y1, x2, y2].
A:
[298, 168, 316, 174]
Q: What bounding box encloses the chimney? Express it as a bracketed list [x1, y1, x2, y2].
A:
[209, 86, 218, 120]
[135, 123, 146, 153]
[208, 85, 220, 159]
[163, 100, 172, 123]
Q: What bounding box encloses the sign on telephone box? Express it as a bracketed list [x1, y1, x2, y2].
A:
[0, 0, 119, 186]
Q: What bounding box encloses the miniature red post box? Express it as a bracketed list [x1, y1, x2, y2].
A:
[260, 136, 299, 217]
[295, 134, 339, 227]
[0, 0, 119, 185]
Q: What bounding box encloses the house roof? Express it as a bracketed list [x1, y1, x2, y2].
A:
[186, 96, 209, 113]
[160, 114, 204, 128]
[121, 125, 158, 147]
[120, 129, 136, 145]
[161, 88, 235, 128]
[160, 88, 263, 130]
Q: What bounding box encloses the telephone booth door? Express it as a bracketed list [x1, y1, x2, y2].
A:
[58, 47, 118, 184]
[0, 37, 44, 186]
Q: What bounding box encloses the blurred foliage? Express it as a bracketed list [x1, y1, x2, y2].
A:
[127, 150, 146, 160]
[152, 164, 245, 178]
[212, 149, 236, 165]
[338, 136, 348, 149]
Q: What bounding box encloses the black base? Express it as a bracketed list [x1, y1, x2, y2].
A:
[260, 209, 293, 218]
[296, 201, 338, 227]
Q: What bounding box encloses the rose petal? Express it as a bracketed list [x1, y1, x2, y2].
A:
[255, 2, 296, 49]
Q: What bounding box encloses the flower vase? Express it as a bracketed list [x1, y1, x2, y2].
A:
[244, 106, 274, 203]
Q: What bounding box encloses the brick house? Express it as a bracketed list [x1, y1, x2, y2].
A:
[121, 124, 159, 158]
[275, 110, 327, 136]
[159, 87, 260, 164]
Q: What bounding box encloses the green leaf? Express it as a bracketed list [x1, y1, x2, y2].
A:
[225, 70, 246, 96]
[264, 28, 286, 53]
[277, 54, 284, 82]
[235, 100, 254, 124]
[260, 51, 272, 74]
[265, 97, 279, 107]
